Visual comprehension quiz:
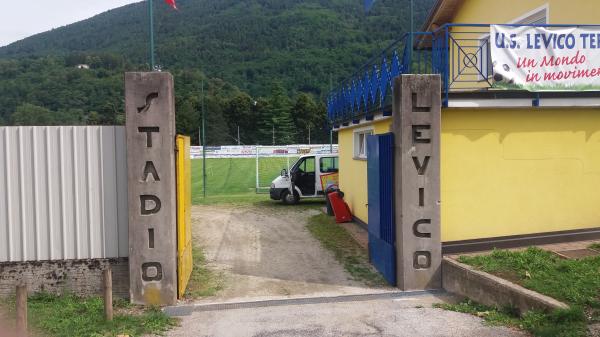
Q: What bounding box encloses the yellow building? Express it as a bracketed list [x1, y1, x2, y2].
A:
[331, 0, 600, 252]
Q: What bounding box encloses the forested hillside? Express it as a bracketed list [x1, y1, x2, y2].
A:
[0, 56, 326, 145]
[0, 0, 434, 145]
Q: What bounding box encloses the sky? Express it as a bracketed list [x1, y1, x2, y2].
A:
[0, 0, 143, 47]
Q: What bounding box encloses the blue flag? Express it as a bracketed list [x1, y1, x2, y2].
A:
[364, 0, 377, 12]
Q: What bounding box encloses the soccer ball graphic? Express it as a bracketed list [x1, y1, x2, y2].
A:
[492, 62, 515, 85]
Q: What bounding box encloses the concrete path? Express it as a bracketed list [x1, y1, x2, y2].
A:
[167, 292, 527, 337]
[189, 204, 392, 304]
[178, 204, 527, 336]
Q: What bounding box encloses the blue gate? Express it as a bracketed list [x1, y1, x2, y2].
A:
[367, 133, 396, 285]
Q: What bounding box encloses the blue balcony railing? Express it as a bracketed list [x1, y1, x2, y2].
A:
[326, 32, 434, 126]
[327, 23, 600, 125]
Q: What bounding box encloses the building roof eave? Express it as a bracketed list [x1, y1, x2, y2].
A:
[421, 0, 465, 32]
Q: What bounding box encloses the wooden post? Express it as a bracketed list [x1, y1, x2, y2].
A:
[16, 284, 27, 337]
[103, 268, 113, 321]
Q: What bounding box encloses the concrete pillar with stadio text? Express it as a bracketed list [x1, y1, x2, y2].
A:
[125, 72, 178, 305]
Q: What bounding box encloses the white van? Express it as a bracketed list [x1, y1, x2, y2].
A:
[270, 154, 339, 204]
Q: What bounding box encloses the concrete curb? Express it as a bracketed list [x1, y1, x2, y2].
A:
[442, 257, 569, 314]
[164, 289, 446, 316]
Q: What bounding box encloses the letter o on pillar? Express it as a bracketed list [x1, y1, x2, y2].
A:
[141, 262, 163, 282]
[413, 251, 432, 269]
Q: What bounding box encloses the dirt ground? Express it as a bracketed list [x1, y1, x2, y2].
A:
[190, 203, 392, 303]
[0, 309, 19, 337]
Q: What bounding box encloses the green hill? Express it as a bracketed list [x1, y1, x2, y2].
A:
[0, 0, 433, 96]
[0, 0, 434, 145]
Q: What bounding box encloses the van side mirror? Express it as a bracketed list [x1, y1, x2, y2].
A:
[281, 169, 288, 177]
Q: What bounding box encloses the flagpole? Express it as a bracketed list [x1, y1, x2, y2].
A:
[148, 0, 155, 70]
[408, 0, 413, 73]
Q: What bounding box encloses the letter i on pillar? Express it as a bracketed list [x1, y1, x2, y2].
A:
[125, 72, 178, 305]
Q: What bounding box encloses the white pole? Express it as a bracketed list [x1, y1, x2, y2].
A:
[255, 145, 260, 193]
[237, 125, 240, 145]
[308, 126, 311, 145]
[330, 129, 333, 153]
[272, 125, 275, 145]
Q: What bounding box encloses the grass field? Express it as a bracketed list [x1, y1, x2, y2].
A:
[452, 247, 600, 337]
[191, 157, 298, 204]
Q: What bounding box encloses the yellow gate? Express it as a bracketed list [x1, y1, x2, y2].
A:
[176, 135, 193, 298]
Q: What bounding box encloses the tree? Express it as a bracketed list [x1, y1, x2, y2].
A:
[258, 83, 295, 145]
[291, 93, 321, 144]
[204, 95, 231, 145]
[11, 103, 56, 125]
[254, 97, 271, 145]
[55, 108, 85, 125]
[87, 111, 101, 125]
[311, 101, 331, 144]
[176, 97, 200, 144]
[224, 92, 257, 145]
[65, 53, 88, 67]
[10, 103, 85, 126]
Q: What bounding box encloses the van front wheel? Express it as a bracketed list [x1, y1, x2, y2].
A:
[281, 190, 299, 205]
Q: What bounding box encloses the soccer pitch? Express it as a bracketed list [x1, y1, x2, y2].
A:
[191, 157, 298, 203]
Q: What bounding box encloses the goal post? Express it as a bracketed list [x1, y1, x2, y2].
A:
[254, 144, 338, 194]
[255, 146, 297, 194]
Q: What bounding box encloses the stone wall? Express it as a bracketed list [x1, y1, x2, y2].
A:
[0, 258, 129, 299]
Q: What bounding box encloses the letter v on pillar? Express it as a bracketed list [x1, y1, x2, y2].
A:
[125, 72, 178, 306]
[392, 75, 442, 291]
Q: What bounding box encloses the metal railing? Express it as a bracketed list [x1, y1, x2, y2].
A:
[327, 32, 433, 126]
[327, 23, 600, 124]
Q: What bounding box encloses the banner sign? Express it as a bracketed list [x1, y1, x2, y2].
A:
[491, 25, 600, 91]
[189, 144, 339, 159]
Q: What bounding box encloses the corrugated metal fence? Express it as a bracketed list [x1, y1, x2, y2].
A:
[0, 126, 128, 262]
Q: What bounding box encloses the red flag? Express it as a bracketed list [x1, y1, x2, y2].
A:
[164, 0, 177, 10]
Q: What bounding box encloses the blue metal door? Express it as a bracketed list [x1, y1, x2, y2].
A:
[367, 133, 396, 285]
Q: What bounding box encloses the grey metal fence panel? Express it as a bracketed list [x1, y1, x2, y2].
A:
[0, 126, 128, 262]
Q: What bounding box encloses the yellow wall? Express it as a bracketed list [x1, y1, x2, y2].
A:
[439, 0, 600, 240]
[338, 118, 392, 223]
[338, 109, 600, 241]
[441, 107, 600, 241]
[452, 0, 600, 24]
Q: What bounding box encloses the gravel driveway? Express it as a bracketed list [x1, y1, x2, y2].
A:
[166, 203, 527, 337]
[189, 203, 389, 303]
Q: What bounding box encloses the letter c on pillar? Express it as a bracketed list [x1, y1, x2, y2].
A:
[413, 219, 432, 238]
